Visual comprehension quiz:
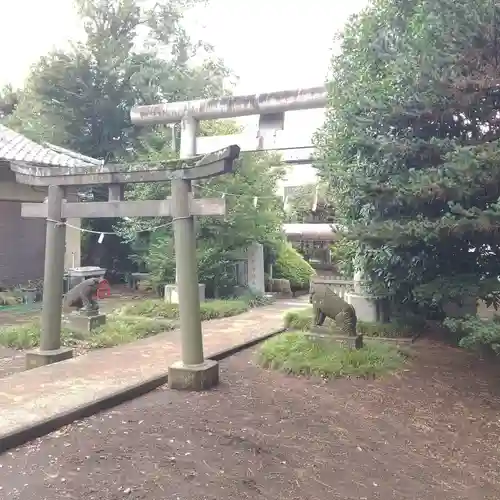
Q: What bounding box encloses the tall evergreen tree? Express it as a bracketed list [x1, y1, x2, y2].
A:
[315, 0, 500, 316]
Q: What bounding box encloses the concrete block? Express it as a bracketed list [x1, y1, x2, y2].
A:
[168, 359, 219, 391]
[247, 242, 265, 294]
[25, 347, 73, 370]
[267, 278, 292, 296]
[164, 284, 206, 304]
[68, 313, 107, 332]
[346, 292, 390, 323]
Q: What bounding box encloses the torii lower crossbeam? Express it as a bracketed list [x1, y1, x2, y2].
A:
[19, 145, 240, 373]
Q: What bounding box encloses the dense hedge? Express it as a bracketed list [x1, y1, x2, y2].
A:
[274, 243, 315, 290]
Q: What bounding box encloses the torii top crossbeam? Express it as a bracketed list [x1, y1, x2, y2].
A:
[11, 145, 240, 186]
[130, 86, 327, 125]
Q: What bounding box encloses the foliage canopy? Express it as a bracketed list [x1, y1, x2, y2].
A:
[274, 242, 315, 290]
[315, 0, 500, 315]
[1, 0, 234, 267]
[4, 0, 229, 161]
[116, 120, 286, 297]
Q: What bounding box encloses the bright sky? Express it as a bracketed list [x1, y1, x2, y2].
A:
[0, 0, 367, 184]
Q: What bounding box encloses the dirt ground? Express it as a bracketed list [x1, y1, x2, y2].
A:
[1, 341, 500, 500]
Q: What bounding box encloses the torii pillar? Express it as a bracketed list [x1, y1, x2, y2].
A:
[170, 116, 206, 370]
[15, 146, 240, 389]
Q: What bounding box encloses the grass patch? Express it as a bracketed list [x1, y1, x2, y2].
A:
[0, 291, 23, 306]
[0, 316, 175, 350]
[87, 317, 174, 348]
[284, 308, 313, 331]
[118, 298, 249, 320]
[118, 293, 274, 321]
[0, 292, 275, 351]
[0, 320, 85, 350]
[283, 307, 413, 338]
[258, 331, 407, 379]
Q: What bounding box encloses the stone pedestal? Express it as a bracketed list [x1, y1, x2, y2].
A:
[344, 335, 364, 350]
[346, 292, 390, 323]
[247, 242, 265, 294]
[67, 266, 106, 289]
[168, 359, 219, 391]
[68, 311, 107, 332]
[21, 288, 37, 305]
[164, 284, 206, 304]
[25, 347, 73, 370]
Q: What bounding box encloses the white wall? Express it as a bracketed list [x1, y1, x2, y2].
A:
[275, 164, 318, 197]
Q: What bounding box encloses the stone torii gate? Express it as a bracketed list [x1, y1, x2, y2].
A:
[131, 88, 391, 324]
[15, 145, 240, 390]
[130, 86, 328, 164]
[131, 86, 328, 294]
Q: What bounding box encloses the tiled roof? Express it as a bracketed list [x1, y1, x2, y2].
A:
[0, 125, 103, 168]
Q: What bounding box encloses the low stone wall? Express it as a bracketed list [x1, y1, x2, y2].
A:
[266, 278, 292, 296]
[309, 277, 354, 300]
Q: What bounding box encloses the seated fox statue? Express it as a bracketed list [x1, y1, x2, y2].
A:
[64, 277, 102, 313]
[309, 282, 357, 337]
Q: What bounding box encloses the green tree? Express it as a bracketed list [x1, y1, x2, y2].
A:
[5, 0, 232, 268]
[0, 85, 19, 119]
[274, 242, 315, 291]
[284, 182, 332, 223]
[6, 0, 231, 160]
[116, 120, 286, 296]
[315, 0, 500, 316]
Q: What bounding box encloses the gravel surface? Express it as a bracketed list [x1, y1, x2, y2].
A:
[1, 341, 500, 499]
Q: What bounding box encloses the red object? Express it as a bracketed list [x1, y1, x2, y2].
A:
[95, 279, 111, 299]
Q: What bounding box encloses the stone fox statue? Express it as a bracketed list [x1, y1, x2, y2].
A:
[309, 283, 357, 337]
[64, 277, 102, 312]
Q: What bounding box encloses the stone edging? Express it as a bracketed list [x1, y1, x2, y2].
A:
[307, 328, 413, 343]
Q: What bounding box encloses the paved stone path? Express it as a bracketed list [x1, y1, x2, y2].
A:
[0, 297, 308, 446]
[0, 346, 24, 378]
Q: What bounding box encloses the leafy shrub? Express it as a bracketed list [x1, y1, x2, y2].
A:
[284, 307, 413, 338]
[196, 243, 239, 298]
[0, 320, 84, 349]
[239, 290, 275, 308]
[444, 315, 500, 355]
[258, 331, 406, 378]
[329, 236, 356, 279]
[145, 235, 239, 298]
[88, 317, 174, 348]
[274, 242, 315, 290]
[143, 234, 176, 291]
[284, 308, 313, 331]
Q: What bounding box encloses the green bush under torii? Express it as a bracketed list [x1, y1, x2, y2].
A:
[273, 242, 316, 292]
[315, 0, 500, 318]
[116, 120, 287, 298]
